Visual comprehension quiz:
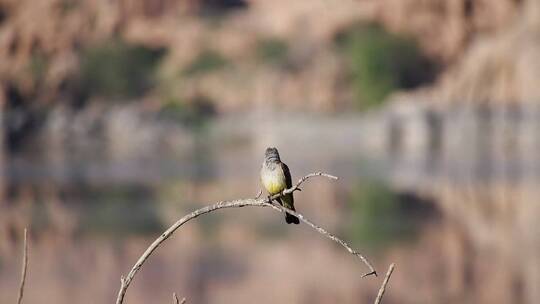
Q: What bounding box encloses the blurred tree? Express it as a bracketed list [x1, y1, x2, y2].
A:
[182, 50, 229, 77]
[336, 24, 435, 109]
[255, 37, 289, 65]
[78, 40, 164, 101]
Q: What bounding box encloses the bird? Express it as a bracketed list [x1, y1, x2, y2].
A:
[260, 147, 299, 224]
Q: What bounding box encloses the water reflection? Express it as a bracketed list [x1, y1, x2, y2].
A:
[346, 181, 438, 251]
[1, 108, 539, 304]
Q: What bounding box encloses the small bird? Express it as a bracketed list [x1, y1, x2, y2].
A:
[260, 147, 299, 224]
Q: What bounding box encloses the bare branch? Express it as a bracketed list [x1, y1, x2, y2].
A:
[374, 263, 396, 304]
[17, 228, 29, 304]
[115, 172, 375, 304]
[172, 293, 186, 304]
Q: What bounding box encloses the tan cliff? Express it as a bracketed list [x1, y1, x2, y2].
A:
[388, 0, 540, 105]
[0, 0, 537, 112]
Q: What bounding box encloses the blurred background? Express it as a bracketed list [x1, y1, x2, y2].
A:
[1, 0, 540, 303]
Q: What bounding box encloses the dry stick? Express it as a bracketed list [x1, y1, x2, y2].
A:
[17, 228, 29, 304]
[172, 293, 186, 304]
[373, 263, 396, 304]
[116, 172, 376, 304]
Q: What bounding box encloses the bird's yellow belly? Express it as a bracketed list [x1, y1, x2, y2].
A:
[261, 170, 286, 195]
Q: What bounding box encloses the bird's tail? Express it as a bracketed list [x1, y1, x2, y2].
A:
[281, 195, 300, 224]
[285, 212, 300, 224]
[278, 195, 299, 224]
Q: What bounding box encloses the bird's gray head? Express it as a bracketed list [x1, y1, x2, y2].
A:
[264, 147, 281, 163]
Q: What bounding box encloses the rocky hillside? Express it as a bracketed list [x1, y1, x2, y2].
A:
[0, 0, 537, 114]
[374, 0, 523, 63]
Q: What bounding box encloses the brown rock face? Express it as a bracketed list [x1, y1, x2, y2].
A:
[374, 0, 522, 63]
[0, 0, 537, 112]
[0, 0, 374, 112]
[387, 0, 540, 105]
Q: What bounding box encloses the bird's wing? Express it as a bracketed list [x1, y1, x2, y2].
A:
[281, 162, 293, 188]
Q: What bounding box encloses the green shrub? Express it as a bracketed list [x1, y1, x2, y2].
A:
[182, 50, 228, 76]
[29, 52, 49, 83]
[255, 37, 289, 65]
[337, 24, 434, 109]
[58, 0, 78, 14]
[79, 40, 164, 100]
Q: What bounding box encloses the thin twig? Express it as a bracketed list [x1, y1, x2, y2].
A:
[374, 263, 395, 304]
[115, 172, 375, 304]
[172, 293, 186, 304]
[17, 228, 28, 304]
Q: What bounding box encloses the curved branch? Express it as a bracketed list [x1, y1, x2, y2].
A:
[115, 172, 375, 304]
[116, 198, 262, 304]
